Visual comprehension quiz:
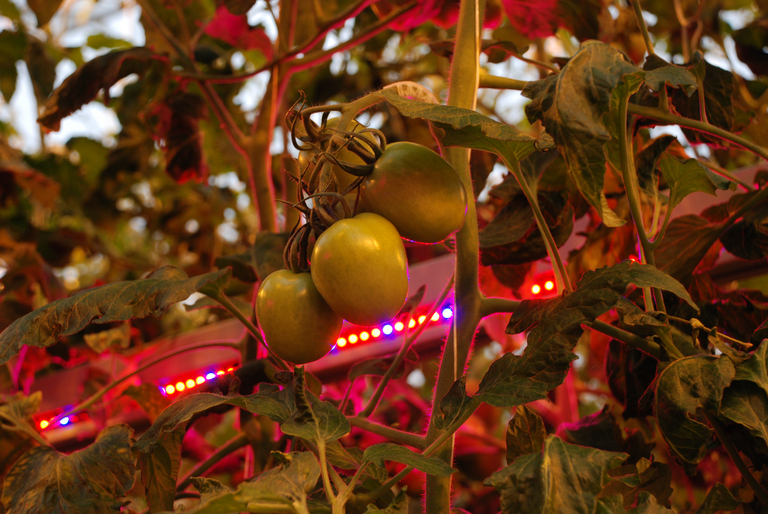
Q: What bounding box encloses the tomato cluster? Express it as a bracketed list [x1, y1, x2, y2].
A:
[256, 114, 468, 364]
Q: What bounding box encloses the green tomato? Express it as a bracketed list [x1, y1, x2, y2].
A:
[256, 270, 342, 364]
[360, 142, 468, 243]
[311, 213, 408, 326]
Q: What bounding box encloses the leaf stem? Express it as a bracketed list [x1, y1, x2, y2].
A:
[630, 0, 656, 56]
[348, 417, 426, 449]
[627, 104, 768, 163]
[358, 274, 455, 418]
[705, 411, 768, 505]
[177, 432, 249, 491]
[509, 159, 572, 293]
[46, 340, 240, 426]
[318, 440, 337, 503]
[211, 292, 289, 370]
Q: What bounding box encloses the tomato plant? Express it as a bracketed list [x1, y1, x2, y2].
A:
[256, 270, 341, 364]
[2, 0, 768, 513]
[360, 141, 468, 243]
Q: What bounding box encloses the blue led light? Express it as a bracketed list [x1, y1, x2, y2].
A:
[442, 308, 453, 319]
[206, 372, 216, 380]
[382, 324, 393, 335]
[60, 417, 70, 426]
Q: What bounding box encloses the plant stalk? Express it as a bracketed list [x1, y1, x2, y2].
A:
[348, 417, 425, 449]
[424, 0, 484, 511]
[630, 0, 656, 56]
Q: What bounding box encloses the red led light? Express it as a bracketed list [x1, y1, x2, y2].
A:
[227, 367, 234, 372]
[337, 337, 347, 347]
[371, 328, 381, 338]
[196, 376, 205, 385]
[186, 379, 195, 389]
[216, 370, 225, 376]
[418, 315, 426, 324]
[408, 319, 416, 328]
[165, 385, 176, 394]
[544, 281, 554, 291]
[395, 322, 404, 331]
[532, 284, 541, 294]
[431, 312, 440, 321]
[348, 334, 358, 344]
[176, 382, 185, 392]
[360, 331, 370, 341]
[40, 420, 49, 429]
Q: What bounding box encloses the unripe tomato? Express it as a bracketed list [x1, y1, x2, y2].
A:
[256, 270, 342, 364]
[311, 213, 408, 326]
[360, 142, 468, 243]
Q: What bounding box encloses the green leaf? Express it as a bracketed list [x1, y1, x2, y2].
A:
[25, 37, 56, 102]
[720, 381, 768, 450]
[523, 41, 641, 227]
[732, 341, 768, 397]
[654, 215, 726, 283]
[434, 377, 476, 431]
[83, 322, 131, 353]
[694, 483, 740, 514]
[86, 34, 133, 49]
[668, 55, 750, 147]
[480, 190, 574, 266]
[215, 232, 289, 283]
[124, 383, 171, 422]
[487, 262, 691, 408]
[0, 266, 230, 365]
[363, 490, 407, 514]
[0, 30, 27, 102]
[362, 444, 455, 477]
[485, 435, 626, 514]
[381, 88, 540, 164]
[635, 136, 676, 200]
[281, 368, 350, 444]
[654, 355, 735, 471]
[601, 458, 674, 510]
[505, 405, 546, 463]
[38, 47, 166, 131]
[166, 452, 321, 514]
[0, 0, 21, 21]
[642, 54, 697, 96]
[134, 386, 295, 455]
[658, 153, 733, 211]
[0, 393, 45, 498]
[478, 307, 581, 407]
[136, 425, 185, 513]
[2, 425, 135, 514]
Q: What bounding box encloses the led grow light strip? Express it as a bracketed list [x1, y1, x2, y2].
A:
[37, 365, 239, 430]
[335, 306, 453, 348]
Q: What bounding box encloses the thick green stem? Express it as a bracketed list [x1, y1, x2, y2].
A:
[348, 417, 425, 449]
[424, 1, 484, 511]
[706, 411, 768, 505]
[177, 432, 249, 491]
[318, 440, 337, 503]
